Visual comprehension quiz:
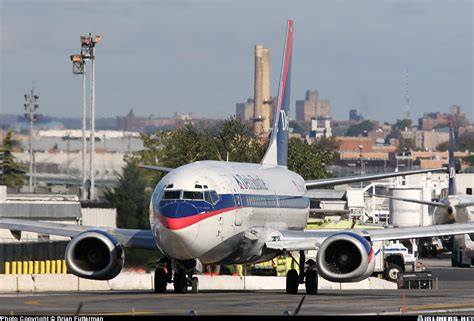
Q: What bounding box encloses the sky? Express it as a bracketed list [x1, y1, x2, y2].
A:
[1, 0, 473, 123]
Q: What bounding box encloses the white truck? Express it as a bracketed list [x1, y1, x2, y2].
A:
[372, 239, 420, 282]
[451, 234, 474, 267]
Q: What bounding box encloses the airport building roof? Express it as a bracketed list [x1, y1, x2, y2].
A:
[305, 189, 346, 200]
[0, 189, 82, 220]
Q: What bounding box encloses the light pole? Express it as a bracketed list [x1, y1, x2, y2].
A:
[358, 144, 363, 188]
[72, 34, 100, 201]
[70, 53, 86, 199]
[82, 34, 101, 201]
[24, 87, 39, 192]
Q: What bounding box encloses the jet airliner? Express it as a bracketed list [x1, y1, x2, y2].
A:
[1, 20, 474, 294]
[373, 121, 474, 267]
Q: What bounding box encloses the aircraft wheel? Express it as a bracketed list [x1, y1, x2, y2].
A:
[286, 269, 299, 294]
[154, 268, 167, 293]
[384, 264, 402, 282]
[451, 250, 458, 267]
[173, 271, 188, 294]
[305, 270, 318, 295]
[191, 277, 199, 294]
[420, 246, 428, 258]
[430, 246, 438, 257]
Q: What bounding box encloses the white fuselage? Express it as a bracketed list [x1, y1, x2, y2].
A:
[149, 160, 309, 264]
[433, 195, 474, 263]
[433, 195, 474, 225]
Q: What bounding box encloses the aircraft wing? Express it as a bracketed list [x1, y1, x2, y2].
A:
[0, 218, 157, 250]
[265, 222, 474, 251]
[371, 193, 447, 207]
[304, 167, 445, 190]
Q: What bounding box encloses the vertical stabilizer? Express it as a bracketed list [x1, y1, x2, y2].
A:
[448, 120, 456, 195]
[261, 19, 293, 166]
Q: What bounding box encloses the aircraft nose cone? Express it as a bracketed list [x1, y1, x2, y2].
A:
[175, 202, 199, 217]
[155, 201, 201, 259]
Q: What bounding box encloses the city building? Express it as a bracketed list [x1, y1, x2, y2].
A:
[414, 130, 449, 151]
[418, 105, 470, 132]
[295, 90, 331, 122]
[310, 117, 332, 139]
[236, 98, 255, 128]
[116, 109, 176, 132]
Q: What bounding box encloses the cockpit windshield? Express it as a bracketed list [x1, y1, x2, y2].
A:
[204, 190, 219, 204]
[162, 190, 181, 200]
[183, 191, 204, 200]
[161, 187, 219, 203]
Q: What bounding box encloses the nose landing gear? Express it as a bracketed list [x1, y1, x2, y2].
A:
[153, 259, 201, 294]
[285, 250, 319, 295]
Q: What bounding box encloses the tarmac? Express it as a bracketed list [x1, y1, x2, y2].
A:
[0, 258, 473, 315]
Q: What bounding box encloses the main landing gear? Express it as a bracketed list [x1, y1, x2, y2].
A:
[154, 259, 200, 294]
[286, 250, 318, 295]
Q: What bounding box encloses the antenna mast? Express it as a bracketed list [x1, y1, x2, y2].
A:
[405, 68, 410, 120]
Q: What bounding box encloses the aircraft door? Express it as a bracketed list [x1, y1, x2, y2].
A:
[220, 174, 242, 227]
[234, 194, 243, 226]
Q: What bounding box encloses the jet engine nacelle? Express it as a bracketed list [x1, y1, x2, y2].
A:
[317, 232, 375, 283]
[65, 230, 124, 280]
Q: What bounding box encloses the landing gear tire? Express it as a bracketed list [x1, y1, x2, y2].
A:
[286, 269, 299, 294]
[430, 246, 437, 257]
[154, 268, 168, 293]
[421, 245, 428, 258]
[191, 277, 199, 294]
[384, 264, 402, 282]
[451, 251, 458, 267]
[173, 272, 188, 294]
[305, 270, 318, 295]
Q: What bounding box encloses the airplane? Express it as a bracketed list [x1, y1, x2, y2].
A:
[1, 20, 474, 295]
[372, 121, 474, 267]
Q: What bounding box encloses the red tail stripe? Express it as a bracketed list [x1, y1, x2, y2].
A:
[280, 19, 293, 110]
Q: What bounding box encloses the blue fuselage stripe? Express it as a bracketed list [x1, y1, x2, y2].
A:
[155, 193, 309, 219]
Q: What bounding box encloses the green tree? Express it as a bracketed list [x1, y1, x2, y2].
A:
[1, 130, 27, 188]
[397, 138, 416, 152]
[138, 118, 266, 167]
[213, 118, 266, 163]
[288, 138, 337, 180]
[104, 158, 150, 229]
[345, 120, 376, 137]
[104, 158, 162, 267]
[392, 119, 413, 131]
[437, 131, 474, 152]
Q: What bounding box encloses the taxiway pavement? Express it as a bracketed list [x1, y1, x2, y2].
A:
[1, 266, 473, 315]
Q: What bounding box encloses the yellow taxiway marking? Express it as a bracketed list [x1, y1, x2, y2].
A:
[24, 300, 42, 306]
[86, 311, 160, 316]
[408, 302, 474, 311]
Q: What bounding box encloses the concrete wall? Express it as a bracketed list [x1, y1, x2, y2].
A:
[81, 208, 116, 227]
[0, 273, 396, 293]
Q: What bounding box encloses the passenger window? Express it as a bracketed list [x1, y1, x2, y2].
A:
[183, 191, 204, 200]
[162, 190, 181, 200]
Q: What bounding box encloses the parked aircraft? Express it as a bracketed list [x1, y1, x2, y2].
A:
[373, 122, 474, 267]
[1, 20, 473, 294]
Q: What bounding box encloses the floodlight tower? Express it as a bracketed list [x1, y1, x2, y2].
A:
[80, 34, 101, 201]
[24, 86, 39, 192]
[70, 53, 87, 200]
